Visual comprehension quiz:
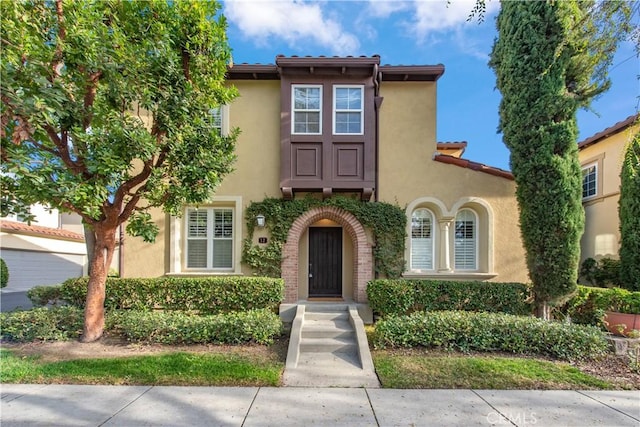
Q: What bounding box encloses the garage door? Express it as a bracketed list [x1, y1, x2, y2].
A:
[1, 249, 85, 292]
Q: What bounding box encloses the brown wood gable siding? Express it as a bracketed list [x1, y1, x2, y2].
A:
[279, 70, 376, 200]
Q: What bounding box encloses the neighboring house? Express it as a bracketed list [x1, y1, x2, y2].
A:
[0, 204, 87, 291]
[578, 113, 639, 263]
[123, 55, 528, 305]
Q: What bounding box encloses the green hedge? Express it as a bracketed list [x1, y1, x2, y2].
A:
[367, 279, 532, 317]
[0, 307, 84, 341]
[108, 309, 282, 345]
[559, 286, 640, 327]
[373, 311, 607, 361]
[0, 307, 283, 344]
[31, 276, 284, 314]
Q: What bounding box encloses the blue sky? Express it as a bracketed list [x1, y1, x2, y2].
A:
[222, 0, 639, 171]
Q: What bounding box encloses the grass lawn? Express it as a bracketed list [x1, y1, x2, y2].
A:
[0, 348, 282, 386]
[2, 340, 635, 389]
[373, 349, 615, 389]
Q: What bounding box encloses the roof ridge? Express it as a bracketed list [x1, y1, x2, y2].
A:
[433, 153, 514, 180]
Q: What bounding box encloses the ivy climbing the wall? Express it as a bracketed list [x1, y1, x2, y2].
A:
[242, 196, 406, 278]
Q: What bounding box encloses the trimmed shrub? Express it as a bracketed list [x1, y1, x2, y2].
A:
[27, 285, 64, 307]
[108, 309, 282, 345]
[367, 279, 532, 317]
[57, 276, 284, 313]
[0, 307, 84, 341]
[560, 286, 640, 327]
[373, 311, 608, 361]
[579, 257, 621, 287]
[0, 258, 8, 288]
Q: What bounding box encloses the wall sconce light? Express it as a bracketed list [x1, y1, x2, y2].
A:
[256, 214, 266, 228]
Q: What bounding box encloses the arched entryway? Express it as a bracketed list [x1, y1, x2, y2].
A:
[281, 206, 373, 303]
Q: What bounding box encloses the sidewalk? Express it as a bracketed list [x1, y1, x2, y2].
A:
[1, 384, 638, 426]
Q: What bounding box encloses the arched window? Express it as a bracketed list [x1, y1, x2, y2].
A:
[411, 208, 434, 270]
[454, 209, 477, 270]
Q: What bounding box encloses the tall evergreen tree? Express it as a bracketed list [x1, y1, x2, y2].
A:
[489, 0, 631, 318]
[619, 130, 640, 290]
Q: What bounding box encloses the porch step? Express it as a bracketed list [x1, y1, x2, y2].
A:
[299, 337, 357, 353]
[283, 304, 380, 388]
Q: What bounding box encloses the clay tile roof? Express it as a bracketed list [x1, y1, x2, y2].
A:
[437, 141, 468, 149]
[578, 113, 639, 150]
[433, 153, 514, 180]
[1, 220, 84, 242]
[227, 56, 444, 81]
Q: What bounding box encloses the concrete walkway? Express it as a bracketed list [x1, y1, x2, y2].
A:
[2, 385, 638, 426]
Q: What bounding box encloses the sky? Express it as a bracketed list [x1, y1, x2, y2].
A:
[221, 0, 639, 171]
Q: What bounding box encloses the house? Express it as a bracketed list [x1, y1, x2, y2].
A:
[0, 205, 87, 291]
[123, 55, 528, 308]
[578, 113, 639, 262]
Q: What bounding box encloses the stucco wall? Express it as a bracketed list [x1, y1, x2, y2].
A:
[578, 122, 638, 261]
[122, 80, 282, 277]
[122, 78, 528, 284]
[378, 81, 528, 283]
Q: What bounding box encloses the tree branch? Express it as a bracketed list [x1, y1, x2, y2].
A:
[82, 71, 102, 129]
[51, 0, 66, 81]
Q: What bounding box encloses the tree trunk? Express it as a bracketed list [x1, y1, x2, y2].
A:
[536, 301, 551, 321]
[80, 224, 117, 343]
[83, 223, 95, 275]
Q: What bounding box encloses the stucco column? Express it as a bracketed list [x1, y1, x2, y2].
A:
[438, 218, 454, 272]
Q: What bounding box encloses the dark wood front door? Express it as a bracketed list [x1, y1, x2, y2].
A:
[308, 227, 342, 297]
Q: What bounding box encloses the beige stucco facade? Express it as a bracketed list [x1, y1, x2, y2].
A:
[578, 115, 638, 262]
[122, 56, 530, 303]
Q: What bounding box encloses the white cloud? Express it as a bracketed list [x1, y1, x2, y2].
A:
[365, 0, 412, 18]
[410, 0, 500, 40]
[224, 0, 360, 55]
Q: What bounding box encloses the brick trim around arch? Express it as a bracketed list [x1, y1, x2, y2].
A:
[281, 206, 373, 303]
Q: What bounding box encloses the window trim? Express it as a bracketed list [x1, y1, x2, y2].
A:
[291, 84, 322, 135]
[332, 85, 364, 135]
[454, 208, 478, 271]
[410, 208, 435, 272]
[169, 196, 243, 275]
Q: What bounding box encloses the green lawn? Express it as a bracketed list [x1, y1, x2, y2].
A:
[0, 348, 282, 386]
[1, 346, 623, 389]
[373, 351, 614, 389]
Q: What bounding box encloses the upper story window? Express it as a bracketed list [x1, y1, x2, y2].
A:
[333, 85, 363, 135]
[209, 107, 222, 134]
[186, 207, 233, 270]
[292, 85, 322, 135]
[410, 208, 434, 271]
[582, 163, 597, 199]
[454, 209, 477, 270]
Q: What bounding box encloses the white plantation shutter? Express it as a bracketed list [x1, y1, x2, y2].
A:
[411, 209, 434, 270]
[186, 208, 233, 269]
[212, 210, 233, 268]
[454, 209, 476, 270]
[187, 210, 208, 268]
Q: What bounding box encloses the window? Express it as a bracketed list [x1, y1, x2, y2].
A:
[582, 163, 597, 199]
[209, 107, 222, 134]
[292, 85, 322, 134]
[411, 208, 434, 270]
[454, 209, 476, 270]
[186, 208, 233, 270]
[333, 85, 363, 134]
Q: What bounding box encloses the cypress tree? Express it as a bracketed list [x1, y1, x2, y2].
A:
[490, 1, 587, 319]
[619, 130, 640, 290]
